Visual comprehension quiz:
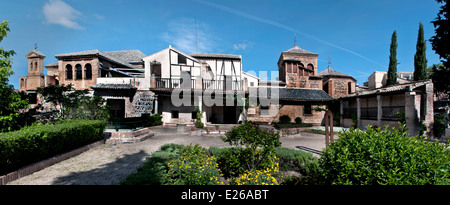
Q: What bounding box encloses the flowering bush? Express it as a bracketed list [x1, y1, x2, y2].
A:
[167, 145, 222, 185]
[232, 156, 280, 185]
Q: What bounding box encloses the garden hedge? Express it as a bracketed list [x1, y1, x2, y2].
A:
[0, 120, 107, 175]
[319, 125, 450, 185]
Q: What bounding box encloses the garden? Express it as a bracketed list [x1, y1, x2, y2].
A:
[122, 122, 450, 185]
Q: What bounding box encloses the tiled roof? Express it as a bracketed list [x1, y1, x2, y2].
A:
[283, 44, 317, 55]
[190, 53, 241, 60]
[342, 79, 432, 98]
[103, 50, 146, 64]
[279, 88, 332, 101]
[91, 83, 137, 90]
[249, 87, 333, 102]
[318, 67, 355, 80]
[44, 62, 58, 67]
[26, 50, 46, 58]
[54, 49, 145, 77]
[54, 49, 101, 58]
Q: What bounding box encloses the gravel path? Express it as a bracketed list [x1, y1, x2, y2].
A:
[8, 128, 327, 185]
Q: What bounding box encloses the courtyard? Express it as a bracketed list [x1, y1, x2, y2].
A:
[8, 126, 327, 185]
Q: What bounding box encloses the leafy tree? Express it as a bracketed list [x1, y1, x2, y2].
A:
[0, 20, 29, 132]
[37, 84, 109, 121]
[431, 63, 450, 94]
[414, 22, 428, 81]
[430, 0, 450, 94]
[386, 31, 398, 86]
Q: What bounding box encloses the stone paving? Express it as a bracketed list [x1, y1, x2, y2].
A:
[8, 126, 327, 185]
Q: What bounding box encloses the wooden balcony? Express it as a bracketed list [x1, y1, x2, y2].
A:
[151, 77, 244, 91]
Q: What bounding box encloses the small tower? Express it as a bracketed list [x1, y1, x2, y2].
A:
[25, 49, 46, 76]
[19, 50, 47, 92]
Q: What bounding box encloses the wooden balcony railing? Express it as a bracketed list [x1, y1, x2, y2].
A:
[153, 77, 243, 91]
[202, 79, 243, 90]
[154, 78, 196, 89]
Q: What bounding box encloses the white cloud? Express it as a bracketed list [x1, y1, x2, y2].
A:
[42, 0, 84, 30]
[94, 14, 105, 20]
[233, 41, 254, 50]
[161, 18, 217, 54]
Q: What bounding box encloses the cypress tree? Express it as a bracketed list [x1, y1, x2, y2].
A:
[414, 22, 428, 81]
[386, 31, 398, 86]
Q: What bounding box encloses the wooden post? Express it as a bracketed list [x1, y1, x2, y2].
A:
[324, 110, 334, 148]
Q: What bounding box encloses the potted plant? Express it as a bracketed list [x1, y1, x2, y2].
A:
[206, 128, 210, 134]
[215, 125, 220, 130]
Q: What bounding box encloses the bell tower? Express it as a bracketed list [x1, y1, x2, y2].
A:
[20, 49, 47, 92]
[25, 49, 46, 76]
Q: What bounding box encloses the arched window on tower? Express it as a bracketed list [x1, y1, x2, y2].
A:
[66, 64, 73, 80]
[307, 64, 314, 75]
[85, 64, 92, 79]
[35, 62, 38, 71]
[298, 63, 305, 75]
[76, 64, 82, 80]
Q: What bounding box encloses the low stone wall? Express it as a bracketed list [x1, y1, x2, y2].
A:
[104, 127, 154, 144]
[0, 139, 105, 185]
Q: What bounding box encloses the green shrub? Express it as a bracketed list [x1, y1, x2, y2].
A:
[434, 114, 446, 138]
[223, 121, 281, 171]
[0, 120, 106, 175]
[279, 115, 291, 124]
[121, 143, 184, 185]
[295, 117, 302, 124]
[195, 119, 204, 128]
[275, 147, 319, 176]
[216, 148, 251, 178]
[319, 125, 450, 185]
[160, 143, 184, 153]
[144, 114, 162, 127]
[166, 145, 221, 185]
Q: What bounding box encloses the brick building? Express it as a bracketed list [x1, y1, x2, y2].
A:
[246, 43, 335, 125]
[318, 66, 356, 98]
[340, 80, 434, 137]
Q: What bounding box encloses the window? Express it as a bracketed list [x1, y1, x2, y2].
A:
[85, 64, 92, 79]
[250, 82, 254, 87]
[171, 110, 179, 118]
[66, 64, 73, 80]
[75, 64, 82, 80]
[304, 104, 312, 115]
[348, 82, 352, 94]
[152, 64, 161, 77]
[178, 54, 187, 64]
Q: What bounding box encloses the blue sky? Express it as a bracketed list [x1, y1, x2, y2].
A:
[0, 0, 444, 89]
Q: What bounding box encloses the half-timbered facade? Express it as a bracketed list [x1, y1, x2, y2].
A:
[144, 46, 246, 124]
